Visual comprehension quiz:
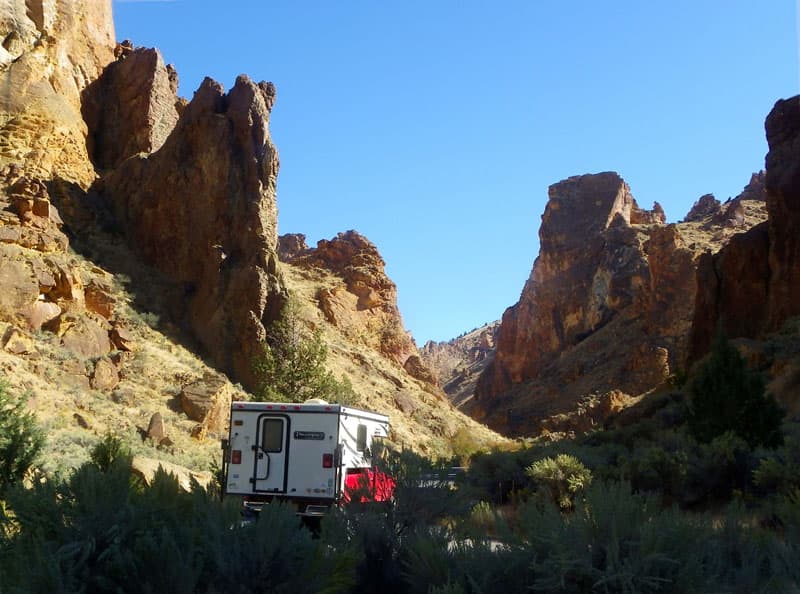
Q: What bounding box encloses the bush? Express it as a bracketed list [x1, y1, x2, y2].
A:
[687, 333, 784, 448]
[0, 383, 44, 496]
[526, 454, 592, 510]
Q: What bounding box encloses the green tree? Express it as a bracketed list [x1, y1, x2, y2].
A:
[253, 300, 357, 404]
[0, 383, 44, 496]
[687, 332, 784, 448]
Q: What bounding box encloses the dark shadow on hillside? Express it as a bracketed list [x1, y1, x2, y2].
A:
[46, 176, 215, 370]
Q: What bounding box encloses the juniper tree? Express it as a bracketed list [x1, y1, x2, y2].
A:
[252, 299, 357, 404]
[0, 383, 44, 495]
[687, 332, 783, 448]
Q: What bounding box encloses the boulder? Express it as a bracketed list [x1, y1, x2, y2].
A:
[146, 412, 166, 442]
[91, 357, 119, 391]
[56, 316, 111, 359]
[2, 326, 35, 355]
[179, 374, 231, 435]
[131, 456, 213, 492]
[84, 278, 116, 319]
[110, 324, 135, 351]
[28, 300, 61, 330]
[0, 253, 38, 324]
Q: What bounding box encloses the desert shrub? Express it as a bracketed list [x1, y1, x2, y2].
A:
[401, 533, 534, 594]
[253, 299, 357, 405]
[0, 383, 45, 496]
[685, 432, 755, 504]
[465, 448, 537, 504]
[89, 432, 132, 472]
[467, 501, 496, 533]
[687, 333, 784, 448]
[752, 434, 800, 498]
[0, 453, 351, 593]
[512, 480, 798, 593]
[623, 443, 689, 498]
[320, 448, 469, 594]
[449, 426, 483, 464]
[526, 454, 592, 510]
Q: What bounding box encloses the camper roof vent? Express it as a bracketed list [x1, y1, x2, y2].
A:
[304, 398, 329, 405]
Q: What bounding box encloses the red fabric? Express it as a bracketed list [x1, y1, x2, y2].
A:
[343, 469, 395, 502]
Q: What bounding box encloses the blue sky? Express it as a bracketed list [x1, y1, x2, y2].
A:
[113, 0, 798, 345]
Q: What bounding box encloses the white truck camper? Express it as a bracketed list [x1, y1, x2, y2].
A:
[222, 400, 391, 517]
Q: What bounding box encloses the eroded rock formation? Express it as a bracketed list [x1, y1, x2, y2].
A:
[99, 75, 286, 388]
[689, 97, 800, 359]
[83, 46, 181, 170]
[283, 230, 424, 374]
[0, 0, 115, 186]
[421, 322, 500, 409]
[476, 170, 768, 434]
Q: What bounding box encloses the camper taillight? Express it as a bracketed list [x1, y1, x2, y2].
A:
[231, 450, 242, 464]
[322, 453, 333, 468]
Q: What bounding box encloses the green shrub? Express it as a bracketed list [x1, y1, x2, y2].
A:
[687, 333, 784, 448]
[526, 454, 592, 510]
[0, 383, 44, 496]
[253, 299, 357, 405]
[89, 433, 132, 472]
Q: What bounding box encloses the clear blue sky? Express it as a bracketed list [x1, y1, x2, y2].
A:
[113, 0, 797, 345]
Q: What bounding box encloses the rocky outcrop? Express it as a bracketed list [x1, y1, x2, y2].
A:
[99, 75, 286, 389]
[684, 194, 721, 222]
[0, 0, 115, 186]
[83, 46, 181, 170]
[286, 230, 419, 367]
[421, 322, 500, 409]
[476, 171, 768, 435]
[478, 173, 650, 400]
[764, 97, 800, 330]
[278, 233, 309, 261]
[689, 97, 800, 360]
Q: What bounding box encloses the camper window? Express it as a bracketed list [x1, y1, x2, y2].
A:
[356, 424, 367, 452]
[261, 419, 284, 453]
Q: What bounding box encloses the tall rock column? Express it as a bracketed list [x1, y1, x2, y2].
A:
[477, 172, 642, 399]
[688, 96, 800, 362]
[101, 75, 286, 388]
[765, 96, 800, 329]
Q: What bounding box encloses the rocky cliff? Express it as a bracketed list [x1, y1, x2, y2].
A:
[0, 0, 115, 187]
[689, 98, 800, 360]
[475, 171, 767, 435]
[280, 230, 436, 384]
[95, 65, 286, 389]
[420, 322, 500, 410]
[0, 1, 503, 473]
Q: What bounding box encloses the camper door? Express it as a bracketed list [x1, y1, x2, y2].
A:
[253, 414, 289, 493]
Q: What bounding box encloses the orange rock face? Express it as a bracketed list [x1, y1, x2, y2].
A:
[99, 75, 286, 389]
[478, 173, 648, 400]
[285, 230, 421, 369]
[475, 170, 767, 435]
[83, 46, 181, 170]
[0, 0, 115, 186]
